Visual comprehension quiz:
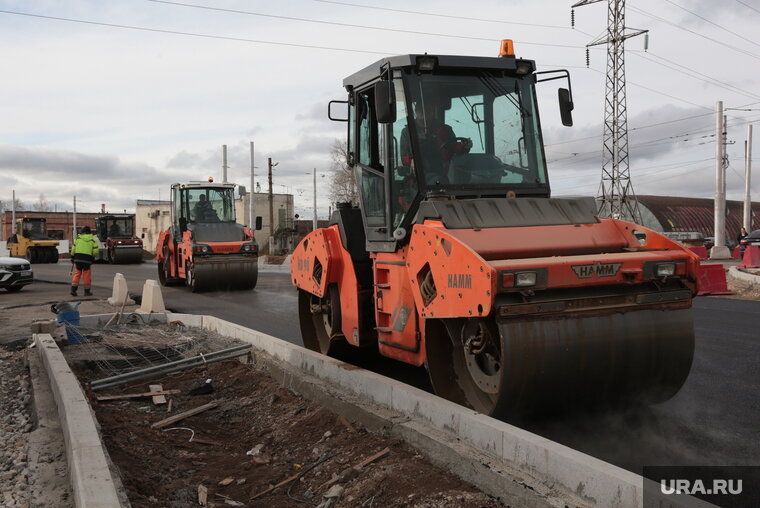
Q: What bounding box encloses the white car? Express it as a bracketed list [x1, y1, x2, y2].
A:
[0, 257, 33, 292]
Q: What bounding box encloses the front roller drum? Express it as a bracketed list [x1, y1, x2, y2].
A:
[426, 308, 695, 418]
[111, 246, 143, 264]
[187, 258, 258, 292]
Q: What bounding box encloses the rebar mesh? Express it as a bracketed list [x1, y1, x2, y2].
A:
[63, 316, 203, 377]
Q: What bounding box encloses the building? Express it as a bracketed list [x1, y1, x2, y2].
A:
[636, 195, 760, 244]
[1, 210, 100, 242]
[135, 192, 295, 254]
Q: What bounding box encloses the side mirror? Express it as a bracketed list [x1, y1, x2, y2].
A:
[374, 81, 396, 124]
[255, 216, 263, 230]
[558, 88, 574, 127]
[238, 185, 246, 196]
[328, 100, 349, 122]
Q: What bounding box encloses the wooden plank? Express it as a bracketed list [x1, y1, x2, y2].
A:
[95, 389, 181, 401]
[250, 472, 301, 500]
[149, 384, 167, 405]
[150, 401, 220, 429]
[354, 447, 390, 470]
[191, 437, 223, 446]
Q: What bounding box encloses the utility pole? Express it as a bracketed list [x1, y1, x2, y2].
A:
[313, 167, 318, 231]
[73, 195, 77, 240]
[268, 158, 279, 254]
[11, 190, 16, 236]
[254, 141, 256, 230]
[222, 144, 228, 183]
[711, 101, 731, 259]
[744, 124, 753, 232]
[572, 0, 647, 223]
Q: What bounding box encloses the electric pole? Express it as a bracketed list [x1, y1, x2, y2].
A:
[268, 158, 279, 254]
[222, 144, 228, 183]
[711, 102, 731, 259]
[313, 167, 318, 232]
[744, 124, 753, 232]
[254, 141, 256, 230]
[572, 0, 647, 223]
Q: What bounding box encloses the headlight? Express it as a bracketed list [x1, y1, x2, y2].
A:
[193, 244, 211, 254]
[656, 263, 676, 277]
[515, 271, 537, 287]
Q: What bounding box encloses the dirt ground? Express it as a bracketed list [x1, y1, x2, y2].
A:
[69, 331, 504, 508]
[725, 269, 760, 300]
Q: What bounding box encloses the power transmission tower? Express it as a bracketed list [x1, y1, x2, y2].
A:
[572, 0, 647, 223]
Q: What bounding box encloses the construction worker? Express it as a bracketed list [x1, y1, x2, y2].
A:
[70, 226, 99, 296]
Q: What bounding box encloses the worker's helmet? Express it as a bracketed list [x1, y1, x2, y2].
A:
[81, 226, 91, 234]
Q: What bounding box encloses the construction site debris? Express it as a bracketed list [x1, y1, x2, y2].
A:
[148, 384, 167, 404]
[95, 389, 180, 401]
[150, 401, 220, 429]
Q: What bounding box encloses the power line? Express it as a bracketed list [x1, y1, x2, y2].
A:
[663, 0, 760, 50]
[0, 8, 391, 55]
[628, 5, 760, 62]
[310, 0, 585, 32]
[147, 0, 549, 46]
[629, 51, 760, 102]
[735, 0, 760, 16]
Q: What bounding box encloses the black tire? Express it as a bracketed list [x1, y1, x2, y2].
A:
[26, 248, 34, 264]
[297, 286, 347, 356]
[186, 263, 198, 293]
[6, 286, 23, 293]
[50, 248, 59, 263]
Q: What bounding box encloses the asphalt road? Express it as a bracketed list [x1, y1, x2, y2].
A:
[9, 261, 760, 474]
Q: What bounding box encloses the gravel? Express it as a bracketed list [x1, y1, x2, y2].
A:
[0, 347, 31, 508]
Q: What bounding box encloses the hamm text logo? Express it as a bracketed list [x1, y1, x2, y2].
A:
[447, 274, 472, 289]
[571, 262, 622, 279]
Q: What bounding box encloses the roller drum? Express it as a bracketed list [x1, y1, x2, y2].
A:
[189, 256, 258, 292]
[431, 308, 695, 418]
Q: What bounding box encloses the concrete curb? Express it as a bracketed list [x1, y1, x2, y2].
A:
[728, 265, 760, 284]
[75, 312, 709, 507]
[33, 333, 128, 508]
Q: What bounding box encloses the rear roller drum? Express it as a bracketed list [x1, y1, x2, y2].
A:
[298, 286, 348, 356]
[426, 308, 696, 418]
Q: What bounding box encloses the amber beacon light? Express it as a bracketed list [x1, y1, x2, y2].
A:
[499, 39, 515, 57]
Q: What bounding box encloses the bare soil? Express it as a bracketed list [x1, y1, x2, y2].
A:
[724, 269, 760, 300]
[72, 347, 504, 507]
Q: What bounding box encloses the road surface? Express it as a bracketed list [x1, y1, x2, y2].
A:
[7, 261, 759, 473]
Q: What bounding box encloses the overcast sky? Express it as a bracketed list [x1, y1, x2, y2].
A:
[1, 0, 759, 218]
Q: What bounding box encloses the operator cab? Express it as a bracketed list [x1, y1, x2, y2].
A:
[20, 218, 48, 240]
[96, 215, 134, 241]
[170, 181, 251, 243]
[333, 41, 574, 251]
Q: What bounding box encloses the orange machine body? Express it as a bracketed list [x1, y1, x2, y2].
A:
[291, 215, 699, 367]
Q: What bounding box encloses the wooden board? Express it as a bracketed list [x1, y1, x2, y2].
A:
[151, 401, 220, 429]
[95, 389, 180, 401]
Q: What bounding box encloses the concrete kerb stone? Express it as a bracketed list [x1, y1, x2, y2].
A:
[170, 312, 644, 507]
[107, 273, 135, 306]
[728, 265, 760, 284]
[33, 333, 126, 508]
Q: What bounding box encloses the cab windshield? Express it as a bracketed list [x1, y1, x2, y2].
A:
[185, 188, 235, 223]
[102, 218, 133, 238]
[397, 71, 547, 189]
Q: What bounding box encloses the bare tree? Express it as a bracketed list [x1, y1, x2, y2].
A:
[32, 194, 52, 212]
[0, 198, 24, 212]
[327, 139, 357, 206]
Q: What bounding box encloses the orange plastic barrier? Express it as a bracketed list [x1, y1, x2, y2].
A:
[740, 245, 760, 268]
[696, 263, 731, 295]
[688, 246, 708, 260]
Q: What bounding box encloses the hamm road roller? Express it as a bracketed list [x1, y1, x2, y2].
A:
[94, 213, 143, 264]
[291, 41, 700, 417]
[156, 179, 261, 292]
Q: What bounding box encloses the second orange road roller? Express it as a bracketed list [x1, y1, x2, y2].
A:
[291, 41, 699, 417]
[156, 179, 261, 292]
